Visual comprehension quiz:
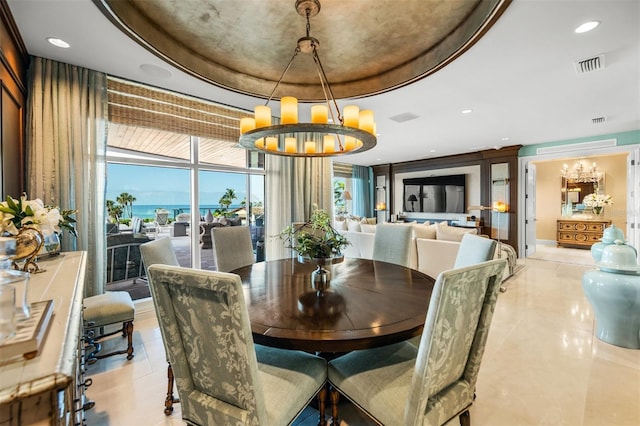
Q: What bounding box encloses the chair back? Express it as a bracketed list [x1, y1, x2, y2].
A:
[131, 216, 143, 234]
[175, 213, 190, 223]
[211, 226, 255, 272]
[406, 258, 507, 425]
[147, 264, 267, 425]
[372, 223, 413, 267]
[155, 209, 170, 226]
[140, 238, 180, 361]
[453, 233, 497, 268]
[140, 237, 179, 273]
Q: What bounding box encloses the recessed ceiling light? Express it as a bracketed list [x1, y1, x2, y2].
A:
[46, 37, 70, 48]
[461, 109, 473, 114]
[501, 137, 510, 141]
[429, 149, 436, 153]
[575, 21, 600, 34]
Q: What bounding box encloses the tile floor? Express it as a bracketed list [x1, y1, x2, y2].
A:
[84, 246, 640, 425]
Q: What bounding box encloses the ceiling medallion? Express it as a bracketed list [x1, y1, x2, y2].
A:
[238, 0, 377, 158]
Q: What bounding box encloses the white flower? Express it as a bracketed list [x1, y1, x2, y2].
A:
[0, 194, 76, 237]
[582, 193, 613, 208]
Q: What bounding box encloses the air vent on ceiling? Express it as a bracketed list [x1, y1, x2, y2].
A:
[592, 116, 606, 124]
[574, 54, 605, 74]
[389, 112, 419, 123]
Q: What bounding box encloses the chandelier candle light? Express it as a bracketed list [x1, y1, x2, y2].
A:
[238, 0, 377, 157]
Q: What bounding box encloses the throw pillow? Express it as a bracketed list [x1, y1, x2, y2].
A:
[362, 217, 377, 225]
[412, 223, 437, 239]
[435, 223, 477, 242]
[361, 224, 377, 233]
[347, 219, 362, 232]
[333, 219, 347, 231]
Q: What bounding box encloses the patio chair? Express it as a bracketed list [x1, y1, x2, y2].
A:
[155, 209, 170, 234]
[147, 264, 327, 425]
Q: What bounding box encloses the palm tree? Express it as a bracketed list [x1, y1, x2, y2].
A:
[117, 192, 136, 218]
[218, 188, 237, 216]
[106, 199, 123, 223]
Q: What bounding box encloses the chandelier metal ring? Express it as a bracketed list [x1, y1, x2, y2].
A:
[238, 124, 376, 158]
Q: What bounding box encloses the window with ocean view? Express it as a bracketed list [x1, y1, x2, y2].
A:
[105, 77, 264, 297]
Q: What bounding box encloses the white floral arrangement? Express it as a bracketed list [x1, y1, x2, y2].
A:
[0, 194, 77, 237]
[582, 193, 613, 208]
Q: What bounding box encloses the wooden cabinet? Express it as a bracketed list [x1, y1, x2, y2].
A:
[0, 1, 29, 198]
[557, 219, 610, 249]
[0, 252, 89, 425]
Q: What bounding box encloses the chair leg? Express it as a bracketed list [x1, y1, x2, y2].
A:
[459, 410, 470, 426]
[164, 363, 180, 415]
[330, 386, 340, 426]
[125, 321, 134, 360]
[317, 385, 327, 426]
[91, 320, 135, 361]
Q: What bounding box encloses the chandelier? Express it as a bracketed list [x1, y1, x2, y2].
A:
[238, 0, 377, 157]
[560, 161, 602, 183]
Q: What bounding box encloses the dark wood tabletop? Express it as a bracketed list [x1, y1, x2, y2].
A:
[232, 257, 435, 353]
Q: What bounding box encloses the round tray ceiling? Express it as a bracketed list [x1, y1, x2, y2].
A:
[99, 0, 511, 101]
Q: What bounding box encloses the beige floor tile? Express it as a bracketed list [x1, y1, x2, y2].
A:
[84, 246, 640, 425]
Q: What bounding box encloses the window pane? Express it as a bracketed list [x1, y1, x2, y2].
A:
[107, 163, 191, 221]
[199, 137, 246, 168]
[198, 171, 247, 269]
[108, 123, 191, 161]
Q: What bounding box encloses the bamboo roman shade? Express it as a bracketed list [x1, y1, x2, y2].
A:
[107, 77, 251, 142]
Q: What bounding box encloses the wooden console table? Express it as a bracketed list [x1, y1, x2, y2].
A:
[557, 218, 611, 249]
[0, 252, 89, 425]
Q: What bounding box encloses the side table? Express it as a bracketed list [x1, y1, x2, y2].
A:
[199, 222, 216, 249]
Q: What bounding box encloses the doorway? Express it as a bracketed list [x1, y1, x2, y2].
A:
[519, 145, 639, 260]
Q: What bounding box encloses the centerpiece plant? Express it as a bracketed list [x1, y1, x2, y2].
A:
[280, 208, 349, 259]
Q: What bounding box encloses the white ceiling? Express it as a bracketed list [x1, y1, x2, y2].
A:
[7, 0, 640, 166]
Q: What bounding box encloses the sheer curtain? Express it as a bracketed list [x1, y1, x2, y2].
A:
[265, 149, 333, 260]
[25, 57, 108, 297]
[352, 165, 374, 218]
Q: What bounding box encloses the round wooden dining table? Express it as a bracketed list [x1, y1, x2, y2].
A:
[232, 257, 436, 353]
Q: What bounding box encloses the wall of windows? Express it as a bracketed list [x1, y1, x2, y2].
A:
[106, 76, 264, 273]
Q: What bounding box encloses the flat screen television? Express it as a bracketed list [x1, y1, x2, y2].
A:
[403, 175, 466, 213]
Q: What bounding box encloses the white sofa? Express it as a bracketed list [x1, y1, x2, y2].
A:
[336, 220, 516, 281]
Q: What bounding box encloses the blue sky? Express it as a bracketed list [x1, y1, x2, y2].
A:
[106, 163, 247, 206]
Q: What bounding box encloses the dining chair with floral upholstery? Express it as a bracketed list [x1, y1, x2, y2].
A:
[140, 238, 181, 415]
[372, 223, 413, 267]
[147, 264, 328, 426]
[328, 258, 507, 426]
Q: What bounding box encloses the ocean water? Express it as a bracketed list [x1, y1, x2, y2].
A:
[129, 204, 244, 220]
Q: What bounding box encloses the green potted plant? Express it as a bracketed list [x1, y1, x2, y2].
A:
[280, 208, 350, 292]
[279, 209, 349, 260]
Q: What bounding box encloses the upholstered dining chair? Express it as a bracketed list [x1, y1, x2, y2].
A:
[372, 223, 413, 267]
[147, 264, 328, 426]
[139, 238, 180, 415]
[211, 225, 255, 272]
[453, 233, 498, 268]
[328, 258, 507, 426]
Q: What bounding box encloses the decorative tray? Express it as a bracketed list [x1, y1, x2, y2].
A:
[0, 300, 54, 363]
